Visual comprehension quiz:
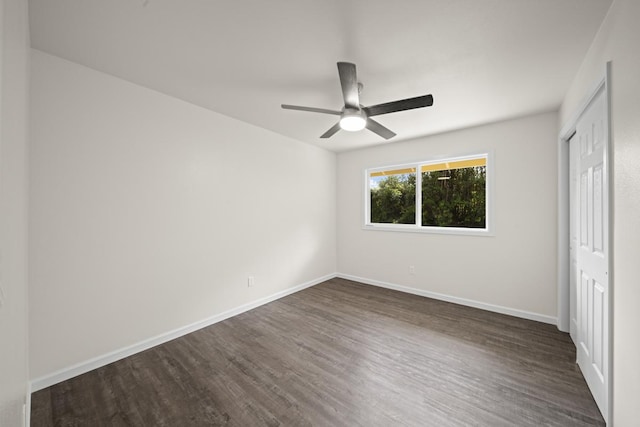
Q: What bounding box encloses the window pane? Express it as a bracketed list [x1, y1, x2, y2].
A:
[370, 169, 416, 224]
[422, 165, 486, 228]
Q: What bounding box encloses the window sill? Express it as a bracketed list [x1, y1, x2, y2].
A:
[362, 224, 494, 237]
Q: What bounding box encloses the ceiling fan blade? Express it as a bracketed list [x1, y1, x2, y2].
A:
[320, 122, 341, 139]
[366, 118, 396, 140]
[337, 62, 360, 109]
[364, 94, 434, 117]
[281, 104, 342, 115]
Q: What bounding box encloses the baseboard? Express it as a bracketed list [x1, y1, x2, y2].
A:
[336, 273, 557, 325]
[29, 271, 556, 393]
[30, 273, 337, 393]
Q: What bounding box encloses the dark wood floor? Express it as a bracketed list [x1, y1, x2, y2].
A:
[31, 278, 605, 426]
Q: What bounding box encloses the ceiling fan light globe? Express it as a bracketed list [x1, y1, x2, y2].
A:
[339, 115, 366, 132]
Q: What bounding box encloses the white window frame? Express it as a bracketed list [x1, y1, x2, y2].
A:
[363, 152, 494, 236]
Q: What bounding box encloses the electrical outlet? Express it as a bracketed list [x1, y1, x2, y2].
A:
[247, 276, 255, 287]
[408, 265, 415, 275]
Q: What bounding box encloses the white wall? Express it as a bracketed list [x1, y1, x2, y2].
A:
[29, 50, 336, 380]
[0, 0, 29, 425]
[337, 112, 558, 320]
[560, 0, 640, 424]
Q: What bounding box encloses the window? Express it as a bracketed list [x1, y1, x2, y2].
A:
[365, 153, 491, 235]
[369, 167, 416, 225]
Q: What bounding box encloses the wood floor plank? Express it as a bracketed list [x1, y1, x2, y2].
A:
[31, 278, 605, 426]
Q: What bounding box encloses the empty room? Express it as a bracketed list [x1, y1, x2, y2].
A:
[1, 0, 639, 426]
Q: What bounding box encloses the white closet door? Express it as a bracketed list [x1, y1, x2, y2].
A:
[574, 86, 608, 421]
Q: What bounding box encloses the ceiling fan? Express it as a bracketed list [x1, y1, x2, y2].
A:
[281, 62, 434, 140]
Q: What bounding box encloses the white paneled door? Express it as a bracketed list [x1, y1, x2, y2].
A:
[572, 86, 609, 421]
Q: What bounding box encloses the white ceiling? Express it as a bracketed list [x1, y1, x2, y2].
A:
[28, 0, 612, 152]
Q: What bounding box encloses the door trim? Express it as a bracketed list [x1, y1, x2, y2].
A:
[557, 62, 612, 424]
